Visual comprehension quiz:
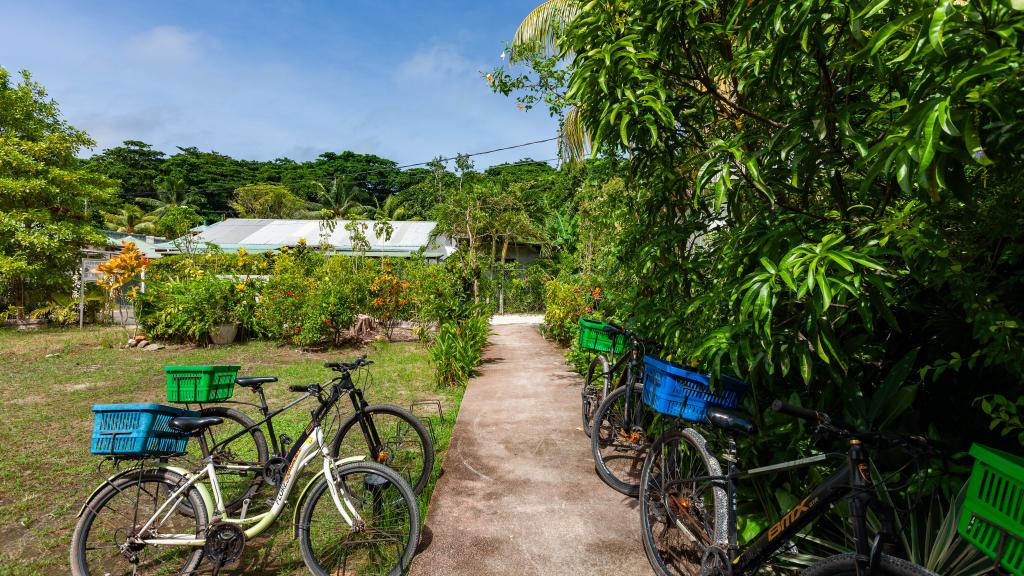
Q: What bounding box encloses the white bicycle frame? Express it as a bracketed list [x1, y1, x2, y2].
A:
[135, 426, 364, 546]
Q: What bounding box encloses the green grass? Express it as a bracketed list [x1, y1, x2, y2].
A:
[0, 326, 462, 575]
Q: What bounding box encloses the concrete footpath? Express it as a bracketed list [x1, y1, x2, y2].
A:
[411, 323, 652, 576]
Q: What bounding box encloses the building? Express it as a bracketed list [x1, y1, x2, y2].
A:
[155, 218, 456, 262]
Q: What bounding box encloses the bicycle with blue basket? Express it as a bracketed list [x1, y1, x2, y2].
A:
[635, 356, 946, 576]
[70, 357, 420, 576]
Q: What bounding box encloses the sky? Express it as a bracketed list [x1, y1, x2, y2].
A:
[0, 0, 560, 168]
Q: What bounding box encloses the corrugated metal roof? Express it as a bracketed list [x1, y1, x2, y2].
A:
[156, 219, 454, 258]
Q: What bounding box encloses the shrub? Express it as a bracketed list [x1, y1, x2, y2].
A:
[137, 274, 263, 344]
[430, 307, 491, 387]
[370, 261, 413, 340]
[541, 278, 592, 346]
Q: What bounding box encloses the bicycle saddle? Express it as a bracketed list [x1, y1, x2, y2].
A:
[236, 376, 278, 388]
[168, 416, 224, 434]
[706, 406, 756, 435]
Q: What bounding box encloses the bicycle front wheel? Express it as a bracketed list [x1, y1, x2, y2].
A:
[802, 553, 938, 576]
[591, 381, 654, 496]
[70, 468, 208, 576]
[298, 461, 421, 576]
[582, 354, 610, 437]
[640, 427, 728, 576]
[330, 404, 435, 495]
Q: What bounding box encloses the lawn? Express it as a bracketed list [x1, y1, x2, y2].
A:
[0, 326, 462, 575]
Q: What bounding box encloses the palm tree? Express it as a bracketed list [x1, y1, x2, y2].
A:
[102, 204, 157, 234]
[511, 0, 590, 162]
[374, 194, 409, 221]
[137, 175, 203, 217]
[304, 178, 371, 219]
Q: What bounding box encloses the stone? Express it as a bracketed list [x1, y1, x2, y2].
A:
[144, 343, 165, 351]
[126, 339, 138, 348]
[137, 340, 149, 348]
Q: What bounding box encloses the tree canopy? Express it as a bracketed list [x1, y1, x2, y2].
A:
[0, 68, 116, 312]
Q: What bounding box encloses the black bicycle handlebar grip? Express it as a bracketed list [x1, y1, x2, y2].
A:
[771, 400, 821, 422]
[289, 385, 308, 393]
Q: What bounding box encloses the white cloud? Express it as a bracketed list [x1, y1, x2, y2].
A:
[395, 44, 479, 85]
[125, 26, 207, 64]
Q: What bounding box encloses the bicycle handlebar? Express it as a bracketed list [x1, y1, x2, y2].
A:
[289, 385, 309, 393]
[771, 400, 821, 422]
[324, 355, 373, 371]
[771, 399, 938, 455]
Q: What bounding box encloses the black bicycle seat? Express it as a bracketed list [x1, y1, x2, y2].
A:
[168, 416, 224, 434]
[706, 406, 756, 435]
[236, 376, 278, 388]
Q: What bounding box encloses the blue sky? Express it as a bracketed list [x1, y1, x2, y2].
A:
[0, 1, 559, 168]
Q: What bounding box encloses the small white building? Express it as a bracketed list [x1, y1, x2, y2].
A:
[155, 219, 456, 262]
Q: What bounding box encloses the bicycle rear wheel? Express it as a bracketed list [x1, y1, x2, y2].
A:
[298, 461, 421, 576]
[591, 381, 654, 496]
[192, 406, 269, 513]
[70, 468, 208, 576]
[802, 553, 938, 575]
[582, 354, 610, 437]
[330, 404, 434, 495]
[640, 427, 727, 576]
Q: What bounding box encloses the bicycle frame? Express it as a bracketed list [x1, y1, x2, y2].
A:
[679, 437, 886, 575]
[137, 425, 364, 547]
[204, 372, 385, 463]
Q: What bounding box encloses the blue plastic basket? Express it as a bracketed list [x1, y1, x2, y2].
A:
[90, 404, 197, 457]
[642, 356, 748, 421]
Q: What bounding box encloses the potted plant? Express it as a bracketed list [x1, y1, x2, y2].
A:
[208, 279, 239, 345]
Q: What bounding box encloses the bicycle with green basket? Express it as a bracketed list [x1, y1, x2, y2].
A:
[588, 324, 664, 496]
[163, 358, 433, 517]
[72, 357, 420, 576]
[579, 318, 628, 437]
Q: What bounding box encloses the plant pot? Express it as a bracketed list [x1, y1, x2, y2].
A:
[209, 323, 238, 345]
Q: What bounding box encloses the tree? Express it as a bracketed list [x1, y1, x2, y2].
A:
[0, 67, 116, 314]
[230, 183, 303, 218]
[85, 140, 166, 201]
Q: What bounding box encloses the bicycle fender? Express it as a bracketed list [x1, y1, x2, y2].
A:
[77, 464, 215, 520]
[292, 455, 366, 537]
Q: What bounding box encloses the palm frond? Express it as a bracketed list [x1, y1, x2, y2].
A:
[512, 0, 582, 58]
[559, 105, 592, 164]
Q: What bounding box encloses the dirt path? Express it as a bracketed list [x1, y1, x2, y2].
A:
[411, 324, 652, 576]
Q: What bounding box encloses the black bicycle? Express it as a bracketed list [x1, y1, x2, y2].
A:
[188, 356, 434, 515]
[639, 399, 939, 576]
[590, 325, 663, 496]
[581, 323, 627, 437]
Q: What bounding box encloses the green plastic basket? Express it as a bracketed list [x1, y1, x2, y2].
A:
[958, 443, 1024, 576]
[578, 318, 625, 354]
[164, 365, 240, 403]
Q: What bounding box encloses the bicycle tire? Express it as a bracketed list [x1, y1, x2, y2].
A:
[70, 468, 208, 576]
[329, 404, 435, 495]
[194, 406, 269, 513]
[640, 427, 728, 576]
[297, 460, 421, 576]
[802, 553, 938, 576]
[582, 354, 610, 437]
[591, 380, 653, 496]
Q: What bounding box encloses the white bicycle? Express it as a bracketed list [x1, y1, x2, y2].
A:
[71, 370, 420, 576]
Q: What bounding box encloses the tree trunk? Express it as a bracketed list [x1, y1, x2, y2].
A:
[500, 238, 510, 265]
